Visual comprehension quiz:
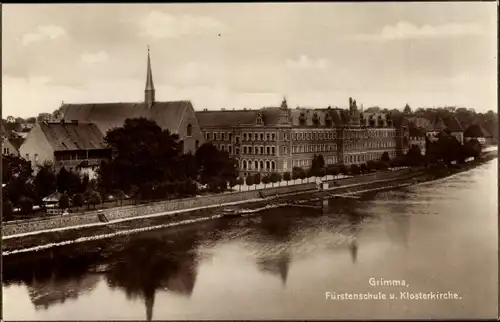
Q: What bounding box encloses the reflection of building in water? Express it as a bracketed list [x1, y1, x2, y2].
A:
[28, 274, 100, 310]
[257, 252, 291, 286]
[349, 238, 358, 264]
[105, 235, 199, 321]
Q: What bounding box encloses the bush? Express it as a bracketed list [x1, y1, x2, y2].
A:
[283, 172, 291, 183]
[366, 160, 378, 170]
[292, 167, 303, 180]
[88, 191, 101, 208]
[269, 172, 282, 183]
[253, 173, 261, 185]
[350, 164, 361, 175]
[59, 194, 70, 209]
[360, 163, 368, 174]
[245, 175, 254, 187]
[72, 193, 85, 209]
[378, 160, 390, 170]
[262, 175, 270, 184]
[339, 164, 348, 175]
[326, 165, 340, 176]
[19, 196, 33, 215]
[381, 151, 391, 163]
[3, 199, 13, 221]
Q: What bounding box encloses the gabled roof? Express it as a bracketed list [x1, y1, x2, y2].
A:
[444, 116, 463, 132]
[464, 123, 487, 138]
[9, 137, 24, 150]
[39, 122, 107, 151]
[61, 101, 194, 136]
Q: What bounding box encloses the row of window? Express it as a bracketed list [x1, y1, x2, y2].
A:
[290, 150, 398, 168]
[242, 132, 277, 142]
[205, 131, 236, 142]
[345, 140, 395, 150]
[242, 145, 277, 155]
[291, 129, 396, 141]
[293, 144, 336, 154]
[241, 159, 277, 171]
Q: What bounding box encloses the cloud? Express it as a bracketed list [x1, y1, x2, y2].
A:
[139, 10, 224, 40]
[21, 25, 67, 46]
[81, 51, 109, 65]
[286, 56, 330, 70]
[351, 22, 485, 41]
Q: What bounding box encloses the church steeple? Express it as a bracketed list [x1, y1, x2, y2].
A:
[145, 46, 155, 108]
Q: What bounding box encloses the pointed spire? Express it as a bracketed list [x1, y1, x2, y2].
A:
[145, 46, 155, 108]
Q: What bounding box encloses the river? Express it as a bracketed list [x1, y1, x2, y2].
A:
[3, 159, 498, 320]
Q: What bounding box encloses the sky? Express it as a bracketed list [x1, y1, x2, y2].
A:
[2, 3, 497, 118]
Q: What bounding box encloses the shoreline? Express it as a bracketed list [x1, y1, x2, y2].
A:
[2, 155, 496, 256]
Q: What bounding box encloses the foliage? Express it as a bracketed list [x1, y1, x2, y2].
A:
[72, 193, 85, 209]
[262, 175, 270, 184]
[59, 194, 70, 209]
[18, 196, 33, 215]
[100, 118, 183, 192]
[326, 165, 340, 176]
[2, 154, 33, 184]
[366, 160, 378, 170]
[253, 172, 261, 185]
[245, 175, 254, 187]
[35, 162, 57, 199]
[56, 167, 82, 195]
[405, 146, 425, 166]
[360, 163, 368, 173]
[350, 164, 361, 175]
[381, 151, 391, 163]
[464, 139, 482, 159]
[269, 172, 282, 183]
[309, 154, 325, 177]
[88, 191, 101, 208]
[195, 142, 237, 191]
[283, 172, 291, 183]
[3, 198, 13, 221]
[339, 164, 348, 175]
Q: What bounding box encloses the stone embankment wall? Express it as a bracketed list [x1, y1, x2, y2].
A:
[3, 169, 415, 237]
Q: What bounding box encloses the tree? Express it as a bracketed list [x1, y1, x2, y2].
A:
[377, 160, 390, 170]
[464, 138, 482, 159]
[350, 164, 361, 175]
[196, 143, 237, 189]
[292, 167, 306, 181]
[3, 199, 13, 221]
[381, 152, 391, 163]
[360, 163, 368, 174]
[326, 165, 340, 176]
[283, 172, 291, 185]
[403, 104, 412, 115]
[100, 118, 184, 193]
[88, 191, 101, 209]
[35, 162, 57, 199]
[339, 164, 348, 175]
[2, 154, 33, 184]
[262, 175, 270, 185]
[245, 175, 255, 189]
[111, 189, 126, 206]
[56, 167, 80, 194]
[59, 194, 70, 210]
[309, 154, 325, 177]
[18, 196, 33, 215]
[253, 172, 261, 185]
[73, 193, 85, 211]
[366, 160, 378, 171]
[269, 172, 282, 186]
[405, 146, 424, 166]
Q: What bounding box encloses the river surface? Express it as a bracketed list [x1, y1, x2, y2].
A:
[3, 159, 498, 320]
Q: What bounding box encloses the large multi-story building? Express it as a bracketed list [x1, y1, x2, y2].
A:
[196, 97, 409, 177]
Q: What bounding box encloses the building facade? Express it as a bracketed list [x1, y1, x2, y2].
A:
[19, 121, 111, 177]
[196, 98, 409, 177]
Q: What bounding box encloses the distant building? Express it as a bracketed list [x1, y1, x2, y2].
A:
[408, 126, 426, 155]
[405, 116, 432, 130]
[196, 97, 409, 177]
[464, 123, 491, 145]
[2, 138, 20, 156]
[19, 120, 111, 177]
[59, 49, 204, 154]
[6, 116, 15, 123]
[426, 116, 464, 144]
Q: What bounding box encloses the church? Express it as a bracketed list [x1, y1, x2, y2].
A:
[59, 49, 205, 154]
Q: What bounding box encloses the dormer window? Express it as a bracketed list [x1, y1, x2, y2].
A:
[325, 113, 332, 126]
[312, 112, 320, 125]
[256, 112, 263, 124]
[299, 112, 306, 125]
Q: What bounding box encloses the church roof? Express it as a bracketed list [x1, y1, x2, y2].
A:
[39, 122, 107, 151]
[61, 101, 193, 136]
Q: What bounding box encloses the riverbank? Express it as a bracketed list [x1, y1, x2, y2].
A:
[3, 153, 496, 255]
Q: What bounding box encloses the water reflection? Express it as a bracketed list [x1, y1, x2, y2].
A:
[104, 233, 198, 321]
[2, 160, 497, 320]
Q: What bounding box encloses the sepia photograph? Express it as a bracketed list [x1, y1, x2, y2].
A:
[1, 2, 498, 320]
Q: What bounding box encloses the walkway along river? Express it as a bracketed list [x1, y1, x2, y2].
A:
[2, 158, 497, 320]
